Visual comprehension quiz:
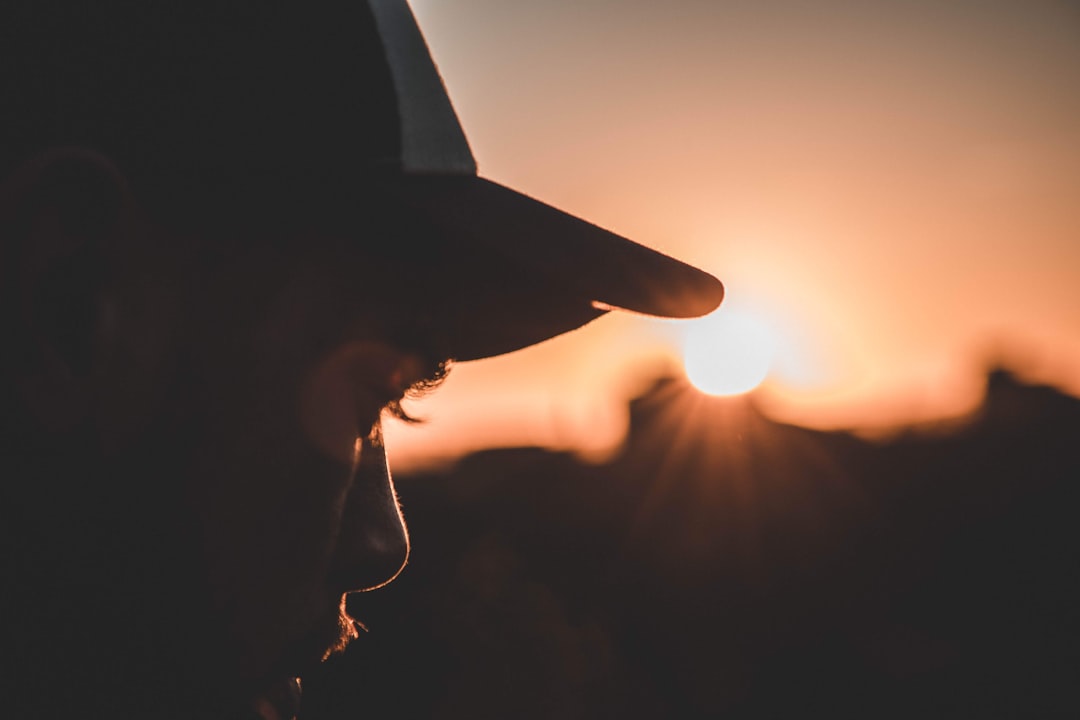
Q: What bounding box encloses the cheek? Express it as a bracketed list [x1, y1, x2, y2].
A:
[300, 359, 363, 465]
[299, 345, 389, 465]
[195, 443, 357, 679]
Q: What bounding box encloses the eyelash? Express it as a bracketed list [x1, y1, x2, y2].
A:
[384, 399, 420, 425]
[382, 360, 453, 426]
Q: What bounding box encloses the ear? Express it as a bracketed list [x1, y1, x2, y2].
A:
[2, 149, 144, 435]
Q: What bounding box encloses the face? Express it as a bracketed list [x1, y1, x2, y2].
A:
[3, 154, 456, 718]
[115, 230, 449, 717]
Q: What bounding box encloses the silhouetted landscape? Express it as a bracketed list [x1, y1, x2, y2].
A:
[303, 367, 1079, 719]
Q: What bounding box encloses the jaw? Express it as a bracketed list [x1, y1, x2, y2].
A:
[250, 678, 304, 720]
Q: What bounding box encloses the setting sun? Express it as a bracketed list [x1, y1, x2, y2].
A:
[683, 307, 778, 396]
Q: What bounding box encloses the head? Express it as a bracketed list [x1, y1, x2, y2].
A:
[1, 147, 459, 718]
[2, 2, 722, 718]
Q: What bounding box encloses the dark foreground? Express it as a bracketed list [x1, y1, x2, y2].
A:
[303, 368, 1079, 719]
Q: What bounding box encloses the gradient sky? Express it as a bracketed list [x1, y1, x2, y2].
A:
[386, 0, 1080, 469]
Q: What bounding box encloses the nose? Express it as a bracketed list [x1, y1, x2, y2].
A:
[329, 437, 410, 592]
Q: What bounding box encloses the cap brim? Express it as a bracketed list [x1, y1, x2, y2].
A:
[382, 174, 724, 361]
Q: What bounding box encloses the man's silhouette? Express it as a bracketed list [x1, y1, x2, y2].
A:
[0, 2, 721, 718]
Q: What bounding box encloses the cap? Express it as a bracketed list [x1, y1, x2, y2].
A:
[2, 0, 723, 360]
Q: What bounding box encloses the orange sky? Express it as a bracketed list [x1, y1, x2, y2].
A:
[386, 0, 1080, 470]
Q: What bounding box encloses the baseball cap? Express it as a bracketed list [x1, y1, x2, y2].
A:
[1, 0, 723, 360]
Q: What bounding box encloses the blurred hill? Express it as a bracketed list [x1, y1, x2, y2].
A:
[302, 368, 1080, 719]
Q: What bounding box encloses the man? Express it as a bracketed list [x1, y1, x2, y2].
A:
[1, 1, 722, 718]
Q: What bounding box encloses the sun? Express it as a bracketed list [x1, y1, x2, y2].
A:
[682, 306, 778, 396]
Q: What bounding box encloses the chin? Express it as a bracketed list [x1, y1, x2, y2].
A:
[242, 596, 360, 719]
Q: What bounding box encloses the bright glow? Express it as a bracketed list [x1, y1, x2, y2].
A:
[683, 307, 779, 396]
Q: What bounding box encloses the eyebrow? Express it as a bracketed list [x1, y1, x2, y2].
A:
[383, 353, 451, 426]
[377, 317, 454, 394]
[406, 354, 452, 397]
[377, 308, 457, 381]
